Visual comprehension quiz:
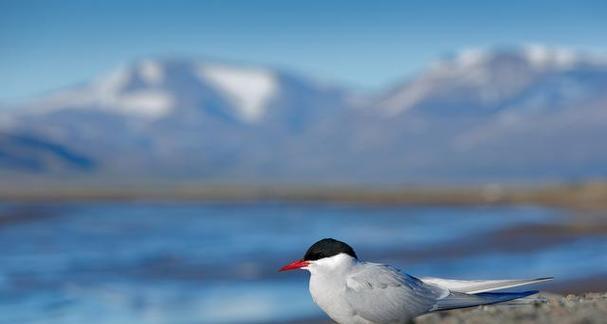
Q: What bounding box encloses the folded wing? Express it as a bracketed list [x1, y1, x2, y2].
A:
[420, 277, 553, 294]
[345, 263, 446, 322]
[422, 276, 553, 311]
[431, 290, 540, 311]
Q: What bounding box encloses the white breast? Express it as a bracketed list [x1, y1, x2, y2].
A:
[309, 273, 351, 323]
[307, 254, 375, 324]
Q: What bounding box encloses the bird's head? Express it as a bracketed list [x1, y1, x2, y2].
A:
[279, 238, 358, 273]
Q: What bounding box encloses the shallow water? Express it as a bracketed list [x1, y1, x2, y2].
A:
[0, 202, 605, 323]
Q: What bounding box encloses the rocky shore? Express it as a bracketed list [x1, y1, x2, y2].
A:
[416, 293, 607, 324]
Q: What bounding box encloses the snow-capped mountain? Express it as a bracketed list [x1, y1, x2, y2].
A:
[363, 46, 607, 182]
[1, 58, 351, 179]
[18, 58, 345, 123]
[378, 46, 607, 116]
[2, 47, 607, 184]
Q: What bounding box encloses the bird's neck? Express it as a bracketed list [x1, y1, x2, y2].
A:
[308, 253, 358, 277]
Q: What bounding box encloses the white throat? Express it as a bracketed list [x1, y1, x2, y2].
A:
[306, 253, 358, 276]
[306, 253, 360, 323]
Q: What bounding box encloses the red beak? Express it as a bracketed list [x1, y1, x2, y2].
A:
[279, 259, 310, 272]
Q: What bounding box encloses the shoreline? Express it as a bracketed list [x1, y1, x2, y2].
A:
[1, 182, 606, 210]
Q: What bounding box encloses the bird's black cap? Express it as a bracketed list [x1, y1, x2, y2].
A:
[303, 238, 358, 261]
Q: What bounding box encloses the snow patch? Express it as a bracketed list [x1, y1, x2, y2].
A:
[382, 48, 494, 114]
[455, 48, 490, 68]
[524, 45, 578, 69]
[379, 80, 433, 115]
[96, 67, 131, 94]
[26, 66, 175, 120]
[198, 64, 278, 122]
[138, 59, 164, 85]
[103, 90, 174, 118]
[430, 48, 490, 73]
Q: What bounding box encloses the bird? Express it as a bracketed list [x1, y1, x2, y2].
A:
[279, 238, 552, 324]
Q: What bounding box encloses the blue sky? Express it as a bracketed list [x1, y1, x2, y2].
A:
[1, 0, 606, 102]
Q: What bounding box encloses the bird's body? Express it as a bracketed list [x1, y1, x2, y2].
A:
[280, 238, 552, 324]
[308, 254, 439, 323]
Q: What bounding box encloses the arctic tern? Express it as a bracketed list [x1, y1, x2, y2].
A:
[280, 238, 552, 324]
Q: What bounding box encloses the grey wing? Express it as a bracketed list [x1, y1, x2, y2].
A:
[344, 263, 448, 323]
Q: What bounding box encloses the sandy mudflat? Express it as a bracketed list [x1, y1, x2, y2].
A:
[416, 293, 607, 324]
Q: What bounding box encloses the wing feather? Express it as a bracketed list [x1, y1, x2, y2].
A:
[431, 290, 539, 311]
[420, 277, 553, 294]
[344, 263, 445, 323]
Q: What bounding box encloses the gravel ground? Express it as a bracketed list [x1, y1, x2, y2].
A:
[416, 293, 607, 324]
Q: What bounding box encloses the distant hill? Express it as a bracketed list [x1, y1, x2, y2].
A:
[1, 46, 606, 184]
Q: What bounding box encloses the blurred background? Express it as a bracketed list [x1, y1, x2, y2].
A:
[1, 1, 607, 323]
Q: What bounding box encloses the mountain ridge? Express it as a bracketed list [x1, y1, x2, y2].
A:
[2, 46, 606, 184]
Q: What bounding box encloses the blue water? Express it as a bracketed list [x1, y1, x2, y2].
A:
[0, 202, 605, 323]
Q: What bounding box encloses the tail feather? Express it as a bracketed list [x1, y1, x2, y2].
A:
[431, 290, 539, 312]
[421, 277, 553, 294]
